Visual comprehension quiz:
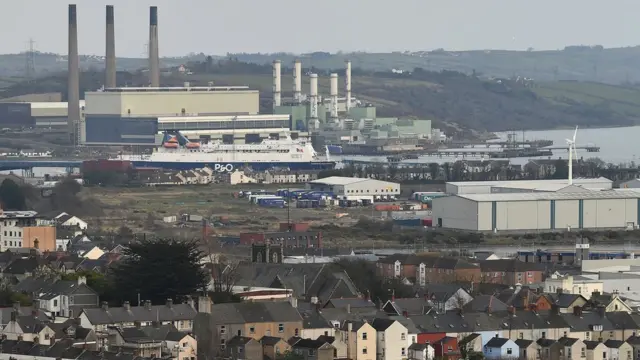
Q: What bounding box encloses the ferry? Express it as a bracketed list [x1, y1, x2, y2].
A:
[118, 131, 336, 172]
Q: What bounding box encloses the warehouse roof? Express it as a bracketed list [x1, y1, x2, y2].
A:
[454, 190, 640, 202]
[309, 176, 398, 186]
[30, 100, 86, 109]
[447, 177, 612, 187]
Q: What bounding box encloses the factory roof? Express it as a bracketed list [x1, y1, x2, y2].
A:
[453, 190, 640, 202]
[447, 177, 612, 187]
[309, 176, 398, 186]
[0, 211, 38, 219]
[27, 101, 85, 109]
[157, 114, 289, 122]
[101, 86, 251, 92]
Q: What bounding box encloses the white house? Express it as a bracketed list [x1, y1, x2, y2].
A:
[408, 343, 434, 360]
[2, 313, 56, 345]
[371, 318, 410, 360]
[544, 273, 603, 299]
[55, 212, 88, 230]
[35, 276, 100, 318]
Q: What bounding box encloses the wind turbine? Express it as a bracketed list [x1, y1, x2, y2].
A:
[565, 126, 579, 185]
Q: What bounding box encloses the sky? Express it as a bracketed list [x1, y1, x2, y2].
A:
[2, 0, 640, 57]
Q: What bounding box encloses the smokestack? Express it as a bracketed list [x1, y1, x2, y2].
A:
[345, 60, 352, 113]
[105, 5, 116, 88]
[272, 60, 281, 110]
[308, 73, 319, 130]
[293, 60, 302, 104]
[67, 4, 80, 145]
[148, 6, 160, 87]
[330, 73, 339, 122]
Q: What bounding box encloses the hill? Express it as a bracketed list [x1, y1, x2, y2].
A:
[0, 60, 636, 133]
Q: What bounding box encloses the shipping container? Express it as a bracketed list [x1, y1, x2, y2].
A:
[374, 204, 401, 211]
[163, 216, 177, 223]
[261, 200, 286, 208]
[258, 196, 284, 205]
[82, 159, 132, 173]
[393, 218, 422, 227]
[250, 194, 278, 204]
[421, 218, 433, 227]
[279, 222, 310, 232]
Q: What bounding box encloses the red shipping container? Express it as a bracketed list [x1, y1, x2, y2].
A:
[279, 222, 310, 232]
[421, 218, 433, 227]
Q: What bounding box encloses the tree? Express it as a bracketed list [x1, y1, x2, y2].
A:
[0, 179, 26, 210]
[277, 351, 304, 360]
[111, 238, 208, 304]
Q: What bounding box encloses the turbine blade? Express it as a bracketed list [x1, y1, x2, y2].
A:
[573, 126, 578, 142]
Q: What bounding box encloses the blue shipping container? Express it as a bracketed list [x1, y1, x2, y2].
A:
[394, 218, 422, 227]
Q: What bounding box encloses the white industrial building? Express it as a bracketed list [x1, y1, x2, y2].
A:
[307, 177, 400, 200]
[432, 191, 640, 231]
[445, 177, 613, 195]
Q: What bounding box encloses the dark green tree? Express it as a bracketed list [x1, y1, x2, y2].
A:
[111, 238, 208, 304]
[0, 179, 26, 210]
[277, 351, 304, 360]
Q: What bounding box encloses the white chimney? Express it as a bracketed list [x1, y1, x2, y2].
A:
[345, 60, 352, 113]
[293, 60, 302, 104]
[308, 73, 319, 130]
[272, 60, 281, 110]
[330, 73, 339, 122]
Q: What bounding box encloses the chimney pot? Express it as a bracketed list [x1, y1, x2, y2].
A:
[166, 298, 173, 308]
[402, 310, 409, 318]
[123, 301, 130, 311]
[101, 301, 108, 311]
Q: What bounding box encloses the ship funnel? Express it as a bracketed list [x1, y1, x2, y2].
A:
[148, 6, 160, 87]
[293, 60, 302, 104]
[330, 73, 339, 122]
[105, 5, 116, 88]
[273, 60, 281, 110]
[345, 60, 352, 113]
[68, 4, 80, 145]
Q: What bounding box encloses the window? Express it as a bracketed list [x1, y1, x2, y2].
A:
[402, 348, 406, 356]
[628, 351, 632, 360]
[581, 348, 586, 358]
[294, 328, 299, 337]
[278, 323, 284, 333]
[610, 331, 614, 338]
[308, 349, 315, 356]
[236, 330, 241, 336]
[53, 299, 58, 307]
[448, 346, 453, 352]
[220, 326, 226, 334]
[362, 332, 367, 340]
[519, 333, 523, 339]
[238, 348, 243, 354]
[401, 333, 406, 340]
[541, 331, 546, 338]
[363, 347, 367, 354]
[507, 348, 513, 355]
[603, 352, 607, 358]
[249, 326, 255, 334]
[585, 332, 590, 340]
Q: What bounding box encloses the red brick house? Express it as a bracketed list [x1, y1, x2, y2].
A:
[376, 254, 481, 285]
[478, 259, 546, 286]
[418, 332, 447, 346]
[434, 336, 461, 360]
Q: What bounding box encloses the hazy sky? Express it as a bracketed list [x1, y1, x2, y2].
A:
[2, 0, 640, 57]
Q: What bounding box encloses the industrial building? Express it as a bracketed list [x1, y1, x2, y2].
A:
[307, 176, 400, 199]
[445, 177, 613, 195]
[0, 101, 85, 129]
[432, 191, 640, 232]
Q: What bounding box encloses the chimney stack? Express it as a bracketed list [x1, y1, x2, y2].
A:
[272, 60, 281, 110]
[67, 4, 80, 145]
[308, 73, 319, 130]
[105, 5, 116, 88]
[148, 6, 160, 87]
[329, 73, 339, 123]
[293, 60, 302, 104]
[345, 60, 352, 113]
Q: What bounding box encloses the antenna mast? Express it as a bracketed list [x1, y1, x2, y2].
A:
[25, 39, 36, 81]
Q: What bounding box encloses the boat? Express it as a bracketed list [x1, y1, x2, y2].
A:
[119, 131, 336, 172]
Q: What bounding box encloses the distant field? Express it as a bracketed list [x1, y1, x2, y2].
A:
[533, 81, 640, 122]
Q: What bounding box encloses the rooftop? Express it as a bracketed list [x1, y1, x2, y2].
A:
[309, 176, 397, 186]
[447, 177, 612, 187]
[102, 86, 252, 92]
[452, 190, 640, 202]
[0, 210, 38, 219]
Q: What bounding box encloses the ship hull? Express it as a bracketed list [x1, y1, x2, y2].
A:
[130, 160, 336, 172]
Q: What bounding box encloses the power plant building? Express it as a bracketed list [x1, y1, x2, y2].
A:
[432, 191, 640, 232]
[0, 101, 85, 129]
[82, 87, 291, 145]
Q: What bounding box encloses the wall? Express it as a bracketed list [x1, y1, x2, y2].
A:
[0, 103, 34, 128]
[432, 196, 479, 230]
[84, 116, 158, 145]
[495, 200, 551, 230]
[22, 226, 56, 251]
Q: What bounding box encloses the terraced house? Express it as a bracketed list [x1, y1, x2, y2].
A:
[376, 254, 481, 284]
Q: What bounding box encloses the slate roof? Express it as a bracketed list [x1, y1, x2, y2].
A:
[627, 336, 640, 345]
[385, 298, 432, 316]
[604, 340, 626, 348]
[559, 312, 615, 331]
[515, 339, 534, 348]
[340, 320, 369, 332]
[459, 333, 481, 346]
[463, 295, 508, 312]
[80, 302, 197, 325]
[325, 298, 375, 309]
[140, 324, 186, 342]
[316, 335, 335, 344]
[260, 336, 285, 346]
[485, 337, 510, 348]
[227, 336, 255, 347]
[208, 301, 302, 325]
[370, 318, 397, 332]
[584, 340, 603, 350]
[301, 310, 332, 329]
[3, 256, 45, 275]
[417, 284, 470, 303]
[0, 307, 48, 326]
[35, 279, 96, 300]
[556, 337, 580, 346]
[293, 338, 331, 349]
[410, 310, 567, 334]
[545, 293, 586, 308]
[409, 343, 430, 350]
[606, 311, 640, 330]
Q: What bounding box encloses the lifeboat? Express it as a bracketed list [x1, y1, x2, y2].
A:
[163, 142, 179, 148]
[185, 142, 201, 149]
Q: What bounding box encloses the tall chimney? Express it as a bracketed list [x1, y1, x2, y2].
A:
[67, 4, 80, 145]
[345, 60, 352, 113]
[148, 6, 160, 87]
[293, 60, 302, 104]
[308, 73, 319, 130]
[330, 73, 339, 122]
[105, 5, 116, 88]
[272, 60, 281, 110]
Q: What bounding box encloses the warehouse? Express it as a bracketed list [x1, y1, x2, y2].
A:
[445, 177, 613, 195]
[307, 176, 400, 199]
[432, 191, 640, 232]
[0, 101, 85, 129]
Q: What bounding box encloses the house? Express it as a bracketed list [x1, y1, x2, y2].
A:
[371, 318, 410, 360]
[1, 311, 55, 345]
[192, 301, 302, 357]
[139, 324, 197, 360]
[483, 336, 518, 359]
[544, 293, 588, 313]
[458, 333, 483, 356]
[434, 336, 460, 360]
[627, 336, 640, 360]
[590, 292, 634, 313]
[561, 308, 616, 341]
[376, 254, 481, 284]
[408, 343, 435, 360]
[544, 274, 604, 299]
[515, 339, 538, 360]
[109, 327, 164, 357]
[536, 339, 561, 360]
[260, 335, 292, 360]
[221, 170, 259, 185]
[389, 315, 420, 348]
[556, 337, 586, 360]
[176, 171, 204, 185]
[317, 334, 347, 359]
[34, 276, 100, 318]
[81, 246, 105, 260]
[385, 285, 473, 315]
[300, 311, 335, 340]
[0, 210, 57, 252]
[478, 259, 546, 286]
[603, 339, 633, 360]
[497, 286, 553, 311]
[606, 312, 640, 341]
[290, 338, 336, 360]
[226, 336, 262, 360]
[55, 212, 87, 230]
[324, 298, 376, 310]
[2, 255, 51, 282]
[79, 299, 197, 333]
[462, 295, 509, 313]
[584, 340, 607, 360]
[339, 320, 376, 360]
[264, 170, 320, 184]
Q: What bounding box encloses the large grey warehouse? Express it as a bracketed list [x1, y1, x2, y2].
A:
[445, 178, 613, 194]
[432, 191, 640, 231]
[307, 176, 400, 200]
